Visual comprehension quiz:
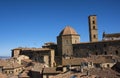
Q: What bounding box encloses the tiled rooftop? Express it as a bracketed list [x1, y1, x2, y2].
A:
[63, 55, 116, 66]
[59, 26, 78, 36]
[0, 72, 7, 78]
[43, 67, 61, 74]
[0, 59, 23, 69]
[89, 68, 120, 78]
[12, 47, 52, 51]
[19, 70, 29, 78]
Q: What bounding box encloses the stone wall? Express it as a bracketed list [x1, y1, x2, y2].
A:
[12, 49, 55, 67]
[73, 40, 120, 57]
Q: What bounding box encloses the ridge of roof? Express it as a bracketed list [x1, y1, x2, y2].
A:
[59, 26, 78, 36]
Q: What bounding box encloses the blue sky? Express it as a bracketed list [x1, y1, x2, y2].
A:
[0, 0, 120, 56]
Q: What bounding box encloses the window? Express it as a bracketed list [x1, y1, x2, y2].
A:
[96, 52, 98, 55]
[107, 64, 110, 68]
[5, 71, 7, 74]
[116, 50, 118, 55]
[93, 26, 96, 29]
[93, 35, 96, 38]
[92, 21, 95, 24]
[104, 51, 107, 55]
[9, 71, 13, 74]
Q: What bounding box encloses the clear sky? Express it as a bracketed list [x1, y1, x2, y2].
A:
[0, 0, 120, 56]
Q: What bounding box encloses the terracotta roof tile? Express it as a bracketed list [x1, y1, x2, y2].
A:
[59, 26, 78, 36]
[89, 68, 120, 78]
[19, 70, 29, 77]
[12, 48, 52, 51]
[62, 55, 115, 66]
[0, 59, 23, 69]
[0, 73, 7, 78]
[22, 59, 32, 63]
[62, 58, 88, 66]
[43, 67, 61, 74]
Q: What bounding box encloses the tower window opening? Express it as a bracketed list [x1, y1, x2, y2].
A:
[93, 35, 96, 38]
[92, 21, 95, 24]
[93, 26, 96, 29]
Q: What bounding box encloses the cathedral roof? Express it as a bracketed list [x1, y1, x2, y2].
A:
[59, 26, 78, 36]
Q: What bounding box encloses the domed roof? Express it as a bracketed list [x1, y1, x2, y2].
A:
[59, 26, 78, 36]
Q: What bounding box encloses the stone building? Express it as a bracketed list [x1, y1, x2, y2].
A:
[12, 48, 55, 67]
[12, 15, 120, 66]
[0, 59, 24, 76]
[56, 15, 120, 65]
[103, 32, 120, 41]
[73, 40, 120, 58]
[15, 55, 29, 65]
[0, 72, 7, 78]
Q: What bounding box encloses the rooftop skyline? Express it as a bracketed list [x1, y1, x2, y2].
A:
[0, 0, 120, 56]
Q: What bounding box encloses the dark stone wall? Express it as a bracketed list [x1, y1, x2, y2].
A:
[20, 50, 50, 63]
[73, 40, 120, 57]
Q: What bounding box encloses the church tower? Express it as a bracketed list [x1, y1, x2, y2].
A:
[57, 26, 80, 59]
[88, 15, 98, 42]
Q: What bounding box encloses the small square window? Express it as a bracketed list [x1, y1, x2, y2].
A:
[93, 35, 96, 38]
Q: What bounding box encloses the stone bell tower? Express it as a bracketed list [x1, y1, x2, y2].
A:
[88, 15, 98, 42]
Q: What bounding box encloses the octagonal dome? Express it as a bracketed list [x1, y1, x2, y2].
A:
[59, 26, 78, 36]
